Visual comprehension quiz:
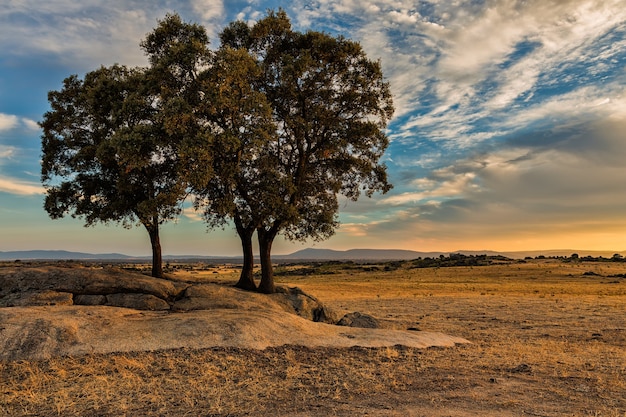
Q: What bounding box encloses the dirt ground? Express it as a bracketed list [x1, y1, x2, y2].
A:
[1, 259, 625, 416]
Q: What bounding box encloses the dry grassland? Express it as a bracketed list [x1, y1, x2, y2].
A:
[1, 259, 625, 416]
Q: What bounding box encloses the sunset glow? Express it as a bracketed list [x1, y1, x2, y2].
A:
[1, 1, 625, 256]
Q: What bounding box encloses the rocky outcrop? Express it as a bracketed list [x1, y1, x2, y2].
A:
[0, 265, 471, 361]
[337, 311, 381, 328]
[0, 266, 338, 321]
[0, 265, 182, 310]
[271, 286, 337, 323]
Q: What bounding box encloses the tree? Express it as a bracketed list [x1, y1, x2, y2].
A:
[193, 46, 275, 290]
[216, 11, 394, 293]
[40, 14, 212, 277]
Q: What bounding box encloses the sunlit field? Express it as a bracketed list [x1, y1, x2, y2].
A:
[2, 259, 625, 416]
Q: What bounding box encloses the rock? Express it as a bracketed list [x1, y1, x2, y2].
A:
[172, 285, 245, 311]
[272, 286, 337, 324]
[0, 290, 73, 307]
[337, 312, 380, 329]
[74, 294, 107, 306]
[172, 284, 337, 324]
[105, 293, 170, 311]
[0, 266, 181, 301]
[0, 316, 80, 361]
[1, 266, 335, 319]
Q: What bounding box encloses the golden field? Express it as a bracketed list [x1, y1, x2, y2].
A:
[1, 258, 625, 416]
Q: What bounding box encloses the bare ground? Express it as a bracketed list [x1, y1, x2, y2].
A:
[1, 259, 625, 416]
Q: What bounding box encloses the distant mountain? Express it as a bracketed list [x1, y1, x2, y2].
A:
[278, 248, 444, 260]
[0, 250, 134, 260]
[278, 248, 626, 261]
[2, 248, 624, 262]
[499, 249, 626, 259]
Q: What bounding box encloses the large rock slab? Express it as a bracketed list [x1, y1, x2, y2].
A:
[0, 290, 74, 307]
[0, 266, 181, 303]
[0, 305, 470, 361]
[0, 265, 471, 361]
[172, 282, 337, 323]
[0, 265, 200, 310]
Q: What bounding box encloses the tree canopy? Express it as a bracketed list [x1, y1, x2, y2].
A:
[40, 14, 212, 277]
[41, 11, 393, 289]
[195, 10, 394, 293]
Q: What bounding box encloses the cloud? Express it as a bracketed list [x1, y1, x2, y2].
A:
[0, 114, 19, 131]
[0, 2, 172, 69]
[182, 206, 203, 222]
[380, 171, 479, 206]
[21, 118, 40, 131]
[191, 0, 224, 22]
[0, 177, 44, 196]
[0, 113, 41, 134]
[0, 145, 16, 161]
[364, 94, 626, 249]
[368, 0, 625, 148]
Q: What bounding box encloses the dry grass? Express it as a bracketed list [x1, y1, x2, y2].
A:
[1, 259, 625, 416]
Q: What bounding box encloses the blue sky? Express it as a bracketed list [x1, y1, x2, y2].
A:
[1, 0, 625, 256]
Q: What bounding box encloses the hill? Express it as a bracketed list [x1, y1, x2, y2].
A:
[0, 250, 133, 260]
[2, 248, 624, 262]
[278, 248, 442, 260]
[279, 248, 626, 261]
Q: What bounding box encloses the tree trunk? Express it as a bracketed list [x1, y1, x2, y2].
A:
[257, 227, 277, 294]
[145, 221, 163, 278]
[234, 217, 257, 291]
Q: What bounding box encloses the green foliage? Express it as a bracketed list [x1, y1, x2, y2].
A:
[40, 10, 394, 288]
[40, 15, 213, 277]
[410, 254, 514, 269]
[199, 10, 394, 292]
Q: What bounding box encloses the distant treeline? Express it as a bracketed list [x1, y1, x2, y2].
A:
[409, 253, 514, 268]
[275, 254, 520, 275]
[530, 253, 626, 262]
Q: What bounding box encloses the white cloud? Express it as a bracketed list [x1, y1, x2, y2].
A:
[0, 145, 16, 161]
[21, 118, 40, 131]
[381, 172, 479, 206]
[182, 206, 203, 222]
[493, 82, 626, 134]
[379, 0, 626, 147]
[0, 2, 166, 69]
[191, 0, 224, 21]
[0, 114, 19, 131]
[0, 113, 40, 133]
[0, 177, 44, 196]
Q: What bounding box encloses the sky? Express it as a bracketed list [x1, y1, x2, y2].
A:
[1, 0, 626, 256]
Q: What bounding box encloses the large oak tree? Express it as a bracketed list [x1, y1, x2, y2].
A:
[210, 11, 394, 293]
[193, 46, 275, 290]
[40, 15, 212, 277]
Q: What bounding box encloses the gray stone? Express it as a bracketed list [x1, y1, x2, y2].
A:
[337, 311, 381, 328]
[0, 266, 181, 301]
[0, 290, 73, 307]
[74, 294, 107, 306]
[272, 286, 337, 324]
[105, 293, 170, 311]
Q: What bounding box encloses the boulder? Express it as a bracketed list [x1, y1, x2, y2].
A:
[105, 293, 170, 311]
[337, 311, 381, 329]
[0, 290, 73, 307]
[271, 286, 337, 324]
[0, 266, 181, 301]
[172, 284, 247, 311]
[74, 294, 107, 306]
[0, 266, 336, 320]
